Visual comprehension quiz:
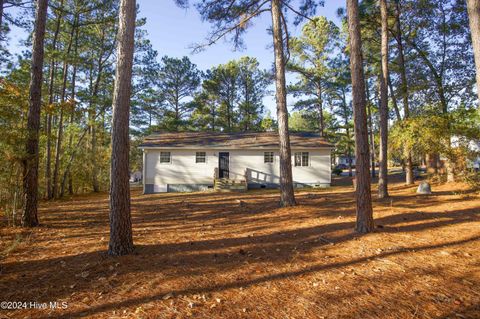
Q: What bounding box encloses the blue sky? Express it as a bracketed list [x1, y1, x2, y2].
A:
[137, 0, 344, 113]
[139, 1, 342, 70]
[6, 0, 345, 114]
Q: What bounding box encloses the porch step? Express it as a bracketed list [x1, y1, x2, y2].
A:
[214, 178, 247, 192]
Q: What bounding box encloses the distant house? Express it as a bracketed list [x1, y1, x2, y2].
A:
[130, 171, 142, 182]
[452, 136, 480, 170]
[336, 155, 355, 167]
[139, 131, 333, 193]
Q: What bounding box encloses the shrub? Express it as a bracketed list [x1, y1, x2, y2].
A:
[332, 167, 343, 176]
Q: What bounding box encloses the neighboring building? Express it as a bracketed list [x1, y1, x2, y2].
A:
[130, 171, 142, 182]
[139, 131, 333, 193]
[452, 136, 480, 171]
[336, 155, 355, 167]
[469, 141, 480, 171]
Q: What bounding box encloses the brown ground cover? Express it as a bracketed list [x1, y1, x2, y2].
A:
[1, 175, 479, 318]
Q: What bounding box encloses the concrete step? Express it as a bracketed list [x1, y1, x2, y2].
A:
[214, 179, 247, 192]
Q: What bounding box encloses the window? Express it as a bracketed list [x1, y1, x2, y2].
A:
[196, 151, 206, 163]
[160, 152, 171, 164]
[264, 152, 274, 163]
[294, 152, 309, 167]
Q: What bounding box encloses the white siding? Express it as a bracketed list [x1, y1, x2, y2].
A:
[144, 148, 331, 190]
[144, 149, 218, 185]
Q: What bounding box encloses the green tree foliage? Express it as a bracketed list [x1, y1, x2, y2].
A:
[289, 111, 318, 132]
[260, 110, 277, 131]
[157, 56, 201, 131]
[287, 16, 339, 136]
[193, 60, 239, 131]
[400, 0, 475, 113]
[0, 64, 30, 224]
[1, 0, 479, 219]
[131, 22, 162, 134]
[191, 56, 270, 132]
[390, 108, 480, 178]
[236, 56, 270, 131]
[0, 0, 31, 66]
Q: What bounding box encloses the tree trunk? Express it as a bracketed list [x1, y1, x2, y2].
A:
[365, 78, 376, 179]
[53, 16, 77, 198]
[271, 0, 295, 207]
[387, 71, 401, 121]
[342, 89, 353, 177]
[22, 0, 48, 227]
[108, 0, 136, 256]
[0, 0, 4, 40]
[60, 126, 91, 197]
[89, 29, 106, 193]
[445, 155, 455, 182]
[45, 0, 64, 200]
[46, 0, 65, 199]
[347, 0, 374, 233]
[378, 0, 389, 199]
[317, 84, 324, 137]
[91, 124, 99, 191]
[61, 24, 80, 198]
[174, 92, 179, 131]
[393, 0, 414, 185]
[52, 62, 68, 198]
[405, 153, 414, 184]
[467, 0, 480, 106]
[227, 103, 231, 131]
[426, 153, 439, 175]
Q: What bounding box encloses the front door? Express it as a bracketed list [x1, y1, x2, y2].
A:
[219, 152, 229, 179]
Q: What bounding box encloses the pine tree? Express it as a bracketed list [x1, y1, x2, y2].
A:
[287, 16, 339, 137]
[378, 0, 389, 198]
[393, 0, 414, 185]
[467, 0, 480, 106]
[108, 0, 136, 256]
[182, 0, 322, 206]
[157, 56, 201, 131]
[271, 0, 295, 206]
[347, 0, 374, 233]
[22, 0, 49, 227]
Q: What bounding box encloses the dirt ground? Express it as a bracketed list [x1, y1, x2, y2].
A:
[1, 175, 479, 319]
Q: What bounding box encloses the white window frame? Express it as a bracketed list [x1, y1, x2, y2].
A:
[294, 152, 309, 167]
[159, 151, 171, 164]
[195, 151, 207, 164]
[264, 151, 274, 164]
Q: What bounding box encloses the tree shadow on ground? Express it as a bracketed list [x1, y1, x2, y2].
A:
[24, 234, 480, 319]
[1, 202, 479, 317]
[1, 180, 479, 318]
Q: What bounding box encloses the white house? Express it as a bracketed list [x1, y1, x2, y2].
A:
[451, 136, 480, 170]
[335, 155, 355, 167]
[139, 131, 333, 193]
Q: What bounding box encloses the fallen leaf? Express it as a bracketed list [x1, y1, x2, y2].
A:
[162, 292, 173, 300]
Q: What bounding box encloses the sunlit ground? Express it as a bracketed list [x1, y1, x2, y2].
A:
[1, 174, 479, 318]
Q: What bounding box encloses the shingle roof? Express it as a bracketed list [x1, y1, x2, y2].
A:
[139, 131, 333, 149]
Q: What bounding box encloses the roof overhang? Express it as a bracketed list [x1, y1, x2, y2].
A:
[139, 146, 335, 150]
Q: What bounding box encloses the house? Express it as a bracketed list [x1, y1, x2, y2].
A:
[139, 131, 333, 193]
[335, 155, 355, 167]
[452, 136, 480, 171]
[129, 171, 142, 183]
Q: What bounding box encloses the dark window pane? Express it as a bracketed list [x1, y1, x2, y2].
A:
[196, 152, 206, 163]
[160, 152, 171, 163]
[264, 152, 274, 163]
[295, 152, 302, 167]
[302, 152, 309, 166]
